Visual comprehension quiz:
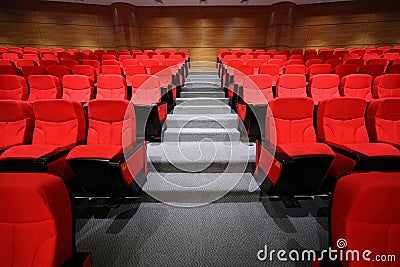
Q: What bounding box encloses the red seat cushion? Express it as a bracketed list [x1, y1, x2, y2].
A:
[0, 173, 72, 267]
[279, 142, 335, 158]
[342, 143, 400, 157]
[66, 144, 121, 160]
[0, 144, 61, 160]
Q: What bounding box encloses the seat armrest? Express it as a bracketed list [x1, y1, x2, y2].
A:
[34, 144, 78, 166]
[109, 141, 143, 166]
[260, 141, 295, 165]
[323, 141, 369, 161]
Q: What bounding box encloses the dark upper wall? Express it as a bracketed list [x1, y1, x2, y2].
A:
[0, 0, 399, 61]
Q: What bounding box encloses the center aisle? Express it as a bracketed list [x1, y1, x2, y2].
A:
[75, 67, 330, 267]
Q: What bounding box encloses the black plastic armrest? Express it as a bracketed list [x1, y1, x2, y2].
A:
[109, 141, 143, 166]
[62, 252, 91, 267]
[34, 144, 77, 165]
[260, 141, 295, 165]
[324, 141, 368, 161]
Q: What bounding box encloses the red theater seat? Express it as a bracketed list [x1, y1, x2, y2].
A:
[334, 64, 358, 81]
[47, 65, 71, 81]
[340, 74, 372, 101]
[317, 97, 400, 179]
[0, 74, 28, 100]
[0, 100, 34, 153]
[367, 98, 400, 148]
[284, 64, 306, 75]
[276, 74, 307, 97]
[67, 99, 147, 196]
[62, 75, 94, 102]
[101, 65, 122, 75]
[308, 74, 340, 104]
[307, 63, 332, 79]
[28, 75, 62, 101]
[329, 172, 400, 267]
[359, 64, 385, 82]
[237, 74, 272, 139]
[258, 64, 279, 85]
[372, 74, 400, 98]
[96, 75, 127, 100]
[81, 59, 100, 75]
[256, 97, 334, 205]
[0, 65, 22, 76]
[0, 172, 92, 267]
[22, 66, 47, 80]
[72, 65, 96, 82]
[0, 100, 86, 178]
[129, 74, 167, 138]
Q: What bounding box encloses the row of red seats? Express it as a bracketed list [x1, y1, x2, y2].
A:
[0, 67, 180, 101]
[254, 97, 400, 205]
[220, 57, 400, 87]
[0, 46, 189, 62]
[0, 57, 187, 84]
[0, 99, 147, 197]
[218, 46, 400, 58]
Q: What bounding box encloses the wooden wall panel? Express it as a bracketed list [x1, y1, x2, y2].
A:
[364, 21, 400, 46]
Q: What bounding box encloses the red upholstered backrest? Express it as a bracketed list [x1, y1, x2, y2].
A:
[372, 74, 400, 98]
[87, 99, 133, 145]
[141, 59, 159, 68]
[308, 63, 332, 78]
[72, 65, 96, 81]
[130, 74, 161, 105]
[125, 65, 146, 76]
[267, 97, 316, 145]
[96, 75, 127, 100]
[0, 100, 34, 148]
[334, 64, 359, 80]
[0, 75, 28, 100]
[331, 172, 400, 267]
[243, 74, 273, 104]
[317, 97, 369, 144]
[234, 65, 254, 85]
[62, 75, 94, 102]
[32, 100, 86, 146]
[284, 64, 306, 74]
[28, 75, 61, 101]
[308, 74, 340, 103]
[101, 65, 122, 75]
[0, 173, 72, 267]
[340, 74, 372, 100]
[276, 74, 307, 97]
[367, 98, 400, 146]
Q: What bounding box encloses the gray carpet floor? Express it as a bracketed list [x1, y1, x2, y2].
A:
[75, 196, 330, 267]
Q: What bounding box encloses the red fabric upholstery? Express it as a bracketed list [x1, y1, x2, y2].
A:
[86, 99, 131, 146]
[359, 64, 385, 82]
[308, 63, 332, 78]
[96, 75, 127, 100]
[331, 172, 400, 267]
[62, 75, 94, 102]
[317, 97, 400, 178]
[372, 74, 400, 99]
[276, 74, 307, 97]
[279, 142, 335, 158]
[130, 74, 162, 105]
[0, 75, 28, 100]
[0, 173, 72, 267]
[0, 144, 62, 159]
[340, 74, 372, 100]
[125, 65, 147, 80]
[28, 75, 61, 101]
[46, 65, 70, 81]
[22, 66, 47, 80]
[334, 64, 359, 81]
[317, 97, 369, 144]
[81, 60, 100, 74]
[308, 74, 340, 104]
[268, 97, 316, 144]
[259, 64, 280, 85]
[0, 100, 34, 150]
[72, 65, 96, 82]
[101, 65, 122, 75]
[243, 74, 273, 104]
[32, 100, 86, 146]
[367, 98, 400, 146]
[284, 64, 306, 74]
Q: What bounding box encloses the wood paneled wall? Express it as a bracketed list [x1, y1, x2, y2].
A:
[0, 0, 399, 61]
[0, 0, 115, 51]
